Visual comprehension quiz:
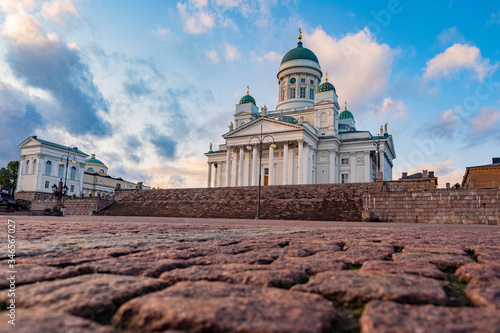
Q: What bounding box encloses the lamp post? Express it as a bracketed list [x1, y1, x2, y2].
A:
[246, 124, 276, 219]
[58, 150, 76, 216]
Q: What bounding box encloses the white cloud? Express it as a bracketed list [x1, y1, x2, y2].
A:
[470, 106, 500, 132]
[257, 51, 281, 63]
[189, 0, 208, 9]
[152, 25, 170, 36]
[437, 27, 464, 45]
[487, 11, 500, 26]
[225, 43, 239, 61]
[41, 0, 79, 23]
[177, 2, 215, 34]
[214, 0, 240, 7]
[367, 98, 407, 120]
[423, 44, 497, 81]
[305, 27, 396, 105]
[0, 0, 37, 14]
[205, 49, 219, 63]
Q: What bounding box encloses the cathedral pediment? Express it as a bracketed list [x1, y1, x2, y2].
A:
[223, 117, 303, 139]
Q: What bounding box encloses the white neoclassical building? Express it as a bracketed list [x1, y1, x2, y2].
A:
[205, 31, 396, 187]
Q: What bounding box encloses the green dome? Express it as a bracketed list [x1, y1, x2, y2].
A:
[239, 94, 256, 105]
[281, 41, 319, 65]
[86, 154, 105, 166]
[339, 110, 354, 120]
[318, 81, 335, 93]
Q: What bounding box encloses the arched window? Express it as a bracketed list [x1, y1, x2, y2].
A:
[32, 159, 37, 174]
[45, 161, 52, 175]
[70, 166, 77, 180]
[25, 160, 30, 174]
[320, 112, 328, 128]
[99, 169, 105, 174]
[58, 163, 64, 178]
[87, 167, 95, 172]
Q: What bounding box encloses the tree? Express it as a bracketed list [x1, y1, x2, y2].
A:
[0, 161, 19, 193]
[452, 183, 461, 189]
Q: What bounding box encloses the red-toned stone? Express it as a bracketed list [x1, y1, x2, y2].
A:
[160, 263, 307, 287]
[361, 260, 446, 280]
[392, 252, 473, 270]
[0, 274, 169, 323]
[271, 257, 346, 274]
[0, 307, 115, 333]
[455, 262, 500, 282]
[466, 280, 500, 307]
[291, 270, 446, 305]
[360, 300, 500, 333]
[0, 264, 79, 289]
[112, 281, 337, 332]
[75, 257, 189, 277]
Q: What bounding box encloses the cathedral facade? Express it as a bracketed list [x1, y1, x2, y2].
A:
[205, 31, 396, 187]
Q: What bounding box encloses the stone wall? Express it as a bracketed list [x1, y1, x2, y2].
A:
[31, 197, 114, 216]
[99, 180, 500, 224]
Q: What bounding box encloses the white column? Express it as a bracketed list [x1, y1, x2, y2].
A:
[364, 151, 371, 182]
[207, 162, 212, 188]
[328, 149, 335, 183]
[350, 152, 356, 183]
[269, 144, 274, 185]
[239, 146, 244, 187]
[298, 140, 303, 184]
[252, 145, 258, 186]
[380, 147, 385, 180]
[214, 163, 218, 187]
[334, 154, 339, 183]
[283, 142, 289, 185]
[305, 143, 311, 184]
[246, 150, 252, 186]
[226, 147, 231, 187]
[35, 156, 44, 192]
[219, 162, 224, 187]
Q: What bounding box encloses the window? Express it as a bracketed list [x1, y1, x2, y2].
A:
[70, 166, 77, 180]
[342, 158, 349, 165]
[320, 113, 328, 127]
[25, 160, 30, 174]
[32, 159, 37, 173]
[310, 88, 314, 99]
[87, 167, 94, 172]
[310, 79, 314, 85]
[45, 161, 52, 175]
[45, 181, 49, 189]
[99, 169, 105, 174]
[70, 185, 75, 193]
[281, 90, 285, 101]
[290, 88, 296, 98]
[299, 87, 306, 98]
[341, 174, 349, 183]
[58, 163, 64, 178]
[300, 78, 305, 83]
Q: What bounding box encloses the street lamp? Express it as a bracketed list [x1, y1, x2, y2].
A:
[58, 150, 76, 215]
[246, 124, 276, 219]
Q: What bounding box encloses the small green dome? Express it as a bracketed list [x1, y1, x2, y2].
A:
[239, 86, 256, 105]
[281, 41, 319, 65]
[86, 154, 105, 166]
[318, 81, 335, 93]
[339, 110, 354, 120]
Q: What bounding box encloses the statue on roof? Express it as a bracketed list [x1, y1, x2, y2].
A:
[209, 142, 213, 152]
[298, 114, 304, 124]
[261, 105, 267, 116]
[380, 125, 383, 136]
[384, 123, 388, 134]
[228, 122, 233, 131]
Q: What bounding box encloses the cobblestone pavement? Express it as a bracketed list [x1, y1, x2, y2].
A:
[1, 216, 499, 333]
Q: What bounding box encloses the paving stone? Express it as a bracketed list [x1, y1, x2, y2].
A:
[0, 307, 116, 333]
[271, 257, 346, 274]
[188, 250, 278, 265]
[159, 263, 307, 287]
[17, 247, 139, 267]
[0, 274, 169, 324]
[392, 252, 473, 270]
[0, 264, 79, 289]
[291, 270, 446, 305]
[75, 257, 189, 277]
[311, 250, 387, 265]
[455, 262, 500, 282]
[360, 300, 500, 333]
[361, 260, 446, 280]
[112, 280, 337, 333]
[465, 280, 500, 307]
[469, 245, 500, 264]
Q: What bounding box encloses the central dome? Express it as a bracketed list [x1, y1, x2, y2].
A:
[281, 41, 319, 65]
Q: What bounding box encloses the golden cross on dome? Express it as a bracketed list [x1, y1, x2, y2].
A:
[298, 28, 302, 42]
[345, 101, 347, 111]
[246, 85, 249, 95]
[325, 72, 328, 82]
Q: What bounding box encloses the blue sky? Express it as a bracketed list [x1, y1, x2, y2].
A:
[1, 0, 499, 187]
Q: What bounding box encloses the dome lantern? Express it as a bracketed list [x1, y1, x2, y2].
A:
[239, 85, 256, 105]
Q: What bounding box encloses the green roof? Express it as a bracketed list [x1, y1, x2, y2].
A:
[86, 158, 105, 165]
[281, 41, 319, 65]
[318, 81, 335, 93]
[239, 94, 256, 105]
[28, 136, 88, 156]
[339, 110, 354, 119]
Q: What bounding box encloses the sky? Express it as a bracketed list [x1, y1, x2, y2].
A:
[0, 0, 499, 188]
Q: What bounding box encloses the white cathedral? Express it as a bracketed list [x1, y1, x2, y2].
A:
[205, 31, 396, 187]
